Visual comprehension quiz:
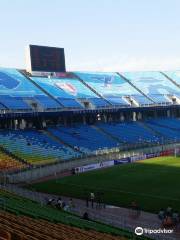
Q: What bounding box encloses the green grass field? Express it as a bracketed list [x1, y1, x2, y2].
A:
[29, 156, 180, 213]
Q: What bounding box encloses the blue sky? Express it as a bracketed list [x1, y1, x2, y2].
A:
[1, 0, 180, 71]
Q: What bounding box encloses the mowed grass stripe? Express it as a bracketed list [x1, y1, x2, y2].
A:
[30, 156, 180, 213]
[48, 182, 180, 202]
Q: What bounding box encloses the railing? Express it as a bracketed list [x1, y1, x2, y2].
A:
[2, 142, 179, 183]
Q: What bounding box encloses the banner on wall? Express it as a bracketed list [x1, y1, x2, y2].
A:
[74, 149, 174, 174]
[75, 160, 114, 173]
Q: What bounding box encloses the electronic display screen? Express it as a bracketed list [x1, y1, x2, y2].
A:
[29, 45, 66, 72]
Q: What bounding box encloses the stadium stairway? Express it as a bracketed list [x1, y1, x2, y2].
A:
[136, 122, 162, 139]
[2, 184, 176, 240]
[42, 130, 84, 155]
[117, 73, 156, 104]
[95, 123, 128, 143]
[72, 72, 112, 106]
[92, 125, 123, 144]
[19, 70, 64, 108]
[147, 118, 180, 131]
[161, 72, 180, 89]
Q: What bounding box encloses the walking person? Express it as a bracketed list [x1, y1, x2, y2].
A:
[69, 198, 74, 210]
[90, 192, 95, 208]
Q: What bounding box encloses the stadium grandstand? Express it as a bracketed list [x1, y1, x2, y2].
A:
[0, 67, 179, 174]
[0, 45, 179, 240]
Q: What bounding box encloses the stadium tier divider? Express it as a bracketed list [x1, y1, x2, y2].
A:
[117, 72, 156, 104]
[72, 72, 112, 107]
[19, 70, 64, 109]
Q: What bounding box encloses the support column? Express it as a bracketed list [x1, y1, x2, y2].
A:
[83, 115, 86, 125]
[20, 119, 26, 129]
[133, 112, 136, 121]
[103, 114, 107, 123]
[137, 112, 142, 120]
[120, 112, 124, 122]
[167, 109, 171, 118]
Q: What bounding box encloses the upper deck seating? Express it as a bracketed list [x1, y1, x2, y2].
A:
[31, 76, 105, 108]
[122, 71, 180, 104]
[0, 68, 61, 110]
[131, 95, 154, 105]
[75, 72, 140, 102]
[163, 71, 180, 87]
[0, 95, 31, 110]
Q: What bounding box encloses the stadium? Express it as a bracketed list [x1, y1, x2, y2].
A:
[0, 42, 179, 240]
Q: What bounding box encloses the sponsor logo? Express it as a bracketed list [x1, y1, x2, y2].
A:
[54, 82, 77, 96]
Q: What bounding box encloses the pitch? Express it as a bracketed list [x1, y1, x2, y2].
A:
[30, 156, 180, 213]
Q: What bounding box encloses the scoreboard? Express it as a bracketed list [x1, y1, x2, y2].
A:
[26, 45, 66, 73]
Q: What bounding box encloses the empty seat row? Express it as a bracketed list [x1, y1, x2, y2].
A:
[0, 190, 130, 239]
[0, 130, 80, 165]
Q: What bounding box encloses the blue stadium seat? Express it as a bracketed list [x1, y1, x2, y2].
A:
[98, 122, 161, 144]
[57, 98, 83, 108]
[35, 95, 62, 109]
[0, 68, 61, 110]
[0, 129, 81, 164]
[146, 120, 180, 141]
[0, 95, 31, 110]
[105, 97, 130, 106]
[163, 71, 180, 86]
[75, 72, 140, 99]
[88, 98, 110, 107]
[149, 95, 172, 104]
[49, 125, 119, 154]
[131, 95, 154, 105]
[0, 103, 6, 109]
[122, 71, 180, 104]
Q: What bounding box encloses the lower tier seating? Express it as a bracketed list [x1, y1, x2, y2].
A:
[97, 122, 161, 144]
[49, 125, 119, 154]
[0, 130, 80, 165]
[0, 118, 179, 168]
[0, 150, 25, 172]
[0, 190, 138, 240]
[0, 210, 126, 240]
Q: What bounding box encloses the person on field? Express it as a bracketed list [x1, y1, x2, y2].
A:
[158, 208, 165, 220]
[57, 197, 63, 208]
[69, 198, 75, 209]
[47, 198, 54, 206]
[166, 206, 173, 216]
[83, 212, 89, 220]
[90, 192, 95, 208]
